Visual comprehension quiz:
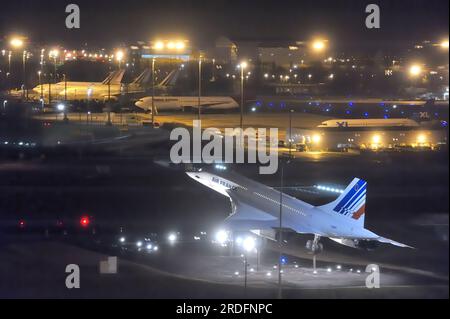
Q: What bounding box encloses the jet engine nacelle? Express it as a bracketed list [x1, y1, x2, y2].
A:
[250, 229, 277, 241]
[250, 229, 296, 242]
[329, 237, 380, 251]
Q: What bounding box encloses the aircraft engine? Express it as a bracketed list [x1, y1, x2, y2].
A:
[329, 237, 380, 250]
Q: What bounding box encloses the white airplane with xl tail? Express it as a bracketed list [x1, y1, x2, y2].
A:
[187, 169, 412, 252]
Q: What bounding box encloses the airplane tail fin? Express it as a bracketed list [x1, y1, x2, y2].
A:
[102, 70, 125, 85]
[101, 71, 115, 85]
[131, 69, 151, 86]
[157, 69, 179, 87]
[318, 178, 367, 225]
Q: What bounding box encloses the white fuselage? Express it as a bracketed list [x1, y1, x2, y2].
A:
[318, 118, 420, 129]
[31, 82, 124, 101]
[135, 96, 239, 111]
[186, 171, 377, 239]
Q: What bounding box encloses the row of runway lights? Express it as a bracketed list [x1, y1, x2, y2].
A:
[118, 230, 366, 276]
[214, 230, 365, 276]
[233, 264, 364, 278]
[118, 236, 159, 252]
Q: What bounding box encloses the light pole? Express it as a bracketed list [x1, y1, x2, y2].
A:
[22, 50, 28, 100]
[40, 49, 45, 71]
[244, 253, 248, 292]
[311, 39, 327, 53]
[289, 109, 294, 157]
[54, 56, 57, 82]
[38, 71, 43, 100]
[278, 161, 284, 299]
[49, 49, 59, 83]
[6, 51, 12, 93]
[409, 64, 423, 78]
[239, 61, 247, 130]
[243, 236, 256, 295]
[63, 74, 67, 101]
[9, 38, 25, 96]
[198, 54, 202, 121]
[106, 74, 112, 126]
[87, 88, 92, 124]
[63, 74, 68, 122]
[7, 51, 11, 78]
[151, 57, 156, 125]
[48, 73, 52, 105]
[116, 50, 124, 70]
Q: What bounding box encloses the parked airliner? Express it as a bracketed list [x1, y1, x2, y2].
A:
[135, 96, 239, 113]
[30, 70, 126, 101]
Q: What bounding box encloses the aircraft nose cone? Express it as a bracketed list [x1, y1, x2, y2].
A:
[186, 172, 197, 179]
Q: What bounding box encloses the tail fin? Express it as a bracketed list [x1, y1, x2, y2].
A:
[131, 69, 151, 86]
[318, 178, 367, 225]
[102, 70, 125, 85]
[157, 69, 179, 87]
[101, 71, 116, 85]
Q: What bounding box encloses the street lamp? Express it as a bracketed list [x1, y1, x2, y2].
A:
[40, 49, 45, 68]
[175, 41, 185, 50]
[8, 37, 25, 83]
[440, 40, 449, 49]
[10, 37, 24, 49]
[277, 157, 289, 299]
[409, 64, 422, 77]
[243, 236, 256, 293]
[48, 73, 52, 105]
[168, 232, 177, 244]
[63, 74, 68, 122]
[9, 37, 26, 98]
[22, 50, 28, 100]
[57, 103, 65, 112]
[215, 230, 229, 245]
[153, 41, 164, 50]
[312, 134, 321, 144]
[49, 49, 59, 82]
[289, 109, 294, 157]
[311, 39, 326, 52]
[151, 57, 156, 125]
[57, 103, 65, 121]
[153, 40, 185, 51]
[239, 61, 247, 129]
[37, 71, 43, 99]
[115, 50, 124, 69]
[7, 51, 11, 78]
[198, 54, 202, 120]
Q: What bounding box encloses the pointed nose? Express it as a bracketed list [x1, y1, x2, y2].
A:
[135, 100, 144, 109]
[186, 172, 198, 180]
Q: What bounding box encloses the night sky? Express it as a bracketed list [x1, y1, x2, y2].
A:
[1, 0, 448, 48]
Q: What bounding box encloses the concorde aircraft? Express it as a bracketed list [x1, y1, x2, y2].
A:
[187, 169, 411, 251]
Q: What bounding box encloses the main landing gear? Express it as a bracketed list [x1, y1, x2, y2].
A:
[306, 235, 323, 273]
[306, 234, 323, 254]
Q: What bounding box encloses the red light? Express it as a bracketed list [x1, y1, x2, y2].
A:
[80, 216, 90, 227]
[18, 219, 26, 228]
